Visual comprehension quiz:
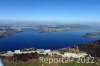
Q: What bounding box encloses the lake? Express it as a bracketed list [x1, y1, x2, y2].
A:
[0, 29, 100, 51]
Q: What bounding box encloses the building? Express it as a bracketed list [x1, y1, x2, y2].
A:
[7, 51, 12, 53]
[44, 49, 51, 53]
[62, 52, 88, 58]
[1, 51, 13, 57]
[44, 49, 52, 55]
[36, 49, 45, 54]
[14, 50, 21, 54]
[51, 50, 59, 55]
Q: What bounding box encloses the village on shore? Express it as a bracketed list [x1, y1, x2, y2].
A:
[0, 46, 88, 59]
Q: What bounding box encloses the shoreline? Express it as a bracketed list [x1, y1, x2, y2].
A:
[0, 39, 100, 56]
[0, 39, 100, 66]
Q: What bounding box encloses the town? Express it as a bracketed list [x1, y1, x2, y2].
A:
[0, 47, 88, 59]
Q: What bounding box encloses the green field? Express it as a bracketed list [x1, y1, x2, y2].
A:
[4, 59, 95, 66]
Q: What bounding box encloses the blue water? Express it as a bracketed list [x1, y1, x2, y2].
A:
[0, 29, 100, 51]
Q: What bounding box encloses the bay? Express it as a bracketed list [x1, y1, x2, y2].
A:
[0, 29, 100, 51]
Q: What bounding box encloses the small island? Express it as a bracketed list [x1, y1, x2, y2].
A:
[0, 24, 93, 38]
[83, 32, 100, 38]
[34, 24, 92, 32]
[0, 27, 22, 38]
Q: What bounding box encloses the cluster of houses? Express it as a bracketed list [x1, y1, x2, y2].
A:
[0, 48, 88, 58]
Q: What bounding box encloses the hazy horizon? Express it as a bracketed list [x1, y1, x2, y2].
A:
[0, 0, 100, 23]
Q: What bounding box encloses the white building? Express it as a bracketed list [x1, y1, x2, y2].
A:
[51, 50, 59, 55]
[44, 49, 52, 55]
[62, 52, 87, 58]
[1, 51, 13, 57]
[36, 49, 45, 54]
[44, 49, 51, 53]
[14, 50, 21, 54]
[7, 51, 12, 53]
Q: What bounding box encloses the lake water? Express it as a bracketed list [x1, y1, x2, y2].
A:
[0, 29, 100, 51]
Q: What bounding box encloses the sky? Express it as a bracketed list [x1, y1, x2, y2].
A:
[0, 0, 100, 23]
